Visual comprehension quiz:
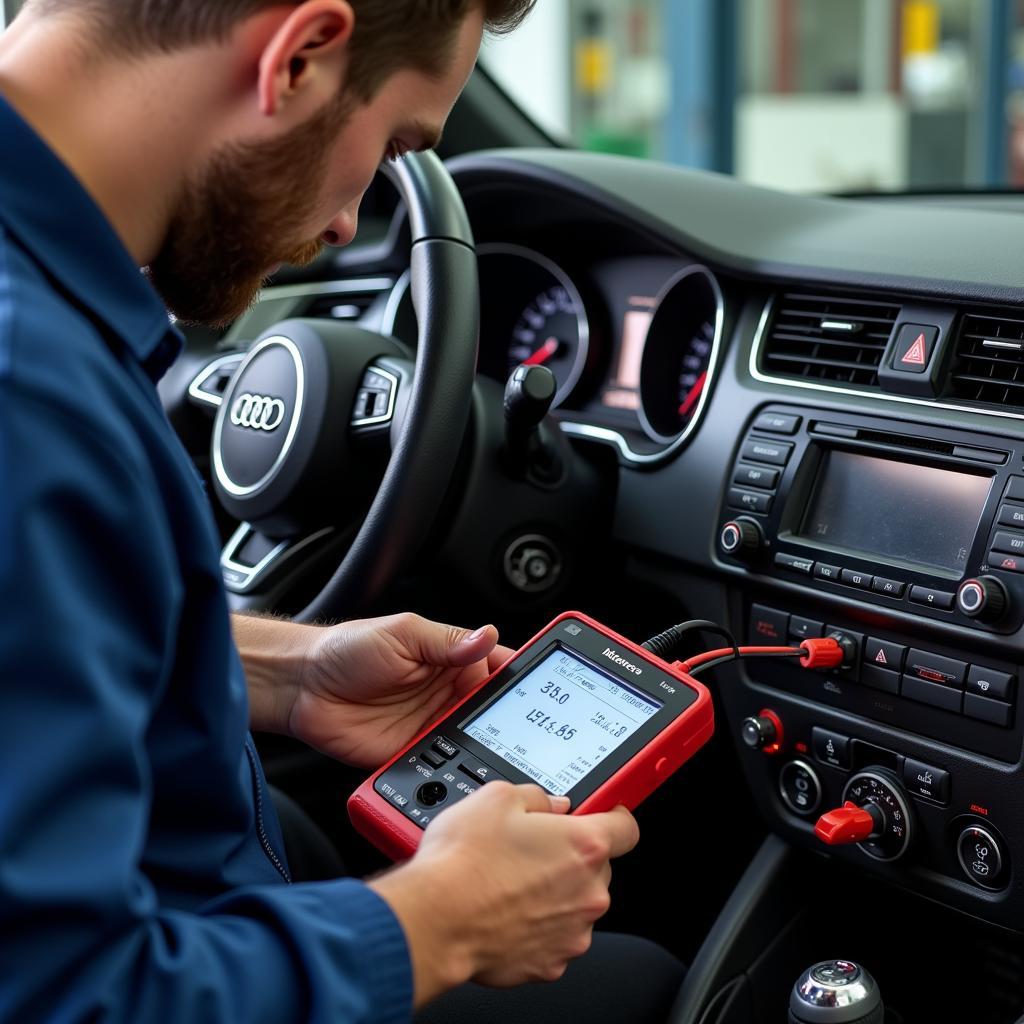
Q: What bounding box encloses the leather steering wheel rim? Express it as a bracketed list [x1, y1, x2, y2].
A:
[296, 151, 478, 621]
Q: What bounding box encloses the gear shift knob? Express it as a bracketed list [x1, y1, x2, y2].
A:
[789, 960, 883, 1024]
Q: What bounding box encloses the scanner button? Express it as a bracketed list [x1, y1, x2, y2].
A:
[420, 750, 446, 770]
[432, 736, 459, 759]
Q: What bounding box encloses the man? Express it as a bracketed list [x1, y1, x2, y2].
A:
[0, 1, 685, 1020]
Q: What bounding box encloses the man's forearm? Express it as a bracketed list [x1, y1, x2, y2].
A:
[231, 613, 321, 734]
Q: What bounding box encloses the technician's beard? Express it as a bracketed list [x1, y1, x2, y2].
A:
[146, 98, 351, 327]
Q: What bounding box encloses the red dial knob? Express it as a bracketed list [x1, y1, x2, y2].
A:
[814, 801, 882, 846]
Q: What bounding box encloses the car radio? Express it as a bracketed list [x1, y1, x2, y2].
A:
[717, 404, 1024, 633]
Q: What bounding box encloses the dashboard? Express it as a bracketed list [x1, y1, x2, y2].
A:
[181, 149, 1024, 1000]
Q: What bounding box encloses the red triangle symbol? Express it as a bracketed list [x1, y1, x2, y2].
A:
[875, 649, 888, 665]
[901, 333, 927, 365]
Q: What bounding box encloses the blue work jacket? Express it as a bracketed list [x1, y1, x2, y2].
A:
[0, 93, 412, 1022]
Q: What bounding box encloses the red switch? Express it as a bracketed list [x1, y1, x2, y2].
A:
[814, 801, 879, 845]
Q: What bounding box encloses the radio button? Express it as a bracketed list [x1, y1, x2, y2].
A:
[861, 664, 900, 694]
[812, 726, 851, 769]
[753, 411, 800, 435]
[814, 563, 842, 583]
[902, 759, 950, 803]
[790, 616, 825, 640]
[997, 503, 1024, 529]
[733, 464, 780, 490]
[901, 676, 963, 712]
[966, 665, 1015, 702]
[840, 569, 873, 590]
[871, 576, 906, 598]
[864, 638, 906, 671]
[964, 694, 1013, 727]
[728, 487, 772, 514]
[991, 531, 1024, 556]
[905, 649, 966, 689]
[741, 438, 793, 467]
[1004, 476, 1024, 503]
[751, 605, 789, 643]
[909, 585, 956, 610]
[774, 552, 814, 575]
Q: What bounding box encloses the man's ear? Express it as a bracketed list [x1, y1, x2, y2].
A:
[256, 0, 354, 119]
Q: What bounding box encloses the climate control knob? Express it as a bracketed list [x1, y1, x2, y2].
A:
[720, 517, 764, 558]
[957, 575, 1008, 624]
[815, 769, 913, 862]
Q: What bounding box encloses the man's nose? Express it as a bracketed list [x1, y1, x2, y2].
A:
[322, 206, 358, 247]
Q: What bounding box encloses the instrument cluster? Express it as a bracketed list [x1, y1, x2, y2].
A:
[385, 245, 725, 464]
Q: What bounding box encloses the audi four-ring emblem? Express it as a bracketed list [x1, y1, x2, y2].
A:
[230, 393, 286, 432]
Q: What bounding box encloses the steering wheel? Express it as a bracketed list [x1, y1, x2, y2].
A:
[208, 151, 479, 621]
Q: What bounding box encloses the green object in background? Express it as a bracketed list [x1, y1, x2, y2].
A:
[583, 126, 649, 158]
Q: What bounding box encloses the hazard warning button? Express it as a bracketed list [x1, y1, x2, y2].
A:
[864, 637, 906, 673]
[891, 324, 939, 374]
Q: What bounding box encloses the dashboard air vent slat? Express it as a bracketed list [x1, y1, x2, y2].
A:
[760, 291, 901, 388]
[947, 312, 1024, 409]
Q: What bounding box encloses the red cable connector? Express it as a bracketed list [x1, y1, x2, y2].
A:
[673, 636, 846, 675]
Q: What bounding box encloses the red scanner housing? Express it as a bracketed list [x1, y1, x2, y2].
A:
[348, 611, 715, 861]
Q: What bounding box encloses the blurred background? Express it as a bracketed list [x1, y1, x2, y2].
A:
[481, 0, 1024, 193]
[6, 0, 1024, 193]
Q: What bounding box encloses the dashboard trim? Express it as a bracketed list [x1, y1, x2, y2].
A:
[748, 295, 1024, 423]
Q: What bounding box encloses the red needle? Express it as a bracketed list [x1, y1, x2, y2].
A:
[677, 371, 707, 418]
[524, 337, 560, 366]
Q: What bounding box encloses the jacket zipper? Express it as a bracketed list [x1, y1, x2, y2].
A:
[244, 738, 292, 884]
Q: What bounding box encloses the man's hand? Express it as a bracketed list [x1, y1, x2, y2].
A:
[289, 613, 512, 768]
[368, 783, 640, 1007]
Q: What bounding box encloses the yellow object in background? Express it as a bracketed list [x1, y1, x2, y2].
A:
[576, 38, 612, 95]
[903, 0, 940, 57]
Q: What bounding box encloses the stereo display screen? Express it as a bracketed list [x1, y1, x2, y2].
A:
[797, 451, 991, 575]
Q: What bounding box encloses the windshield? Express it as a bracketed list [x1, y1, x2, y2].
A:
[482, 0, 1024, 194]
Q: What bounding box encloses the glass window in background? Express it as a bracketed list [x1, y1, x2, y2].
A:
[482, 0, 1024, 193]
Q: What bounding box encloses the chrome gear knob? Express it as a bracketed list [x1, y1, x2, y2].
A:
[789, 960, 883, 1024]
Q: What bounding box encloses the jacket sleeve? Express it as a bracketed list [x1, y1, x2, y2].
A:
[0, 384, 413, 1024]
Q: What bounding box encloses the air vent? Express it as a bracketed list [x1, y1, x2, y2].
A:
[761, 291, 901, 387]
[947, 310, 1024, 408]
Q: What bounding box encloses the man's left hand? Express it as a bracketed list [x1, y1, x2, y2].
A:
[289, 614, 513, 769]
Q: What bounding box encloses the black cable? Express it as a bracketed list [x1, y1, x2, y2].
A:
[641, 619, 739, 663]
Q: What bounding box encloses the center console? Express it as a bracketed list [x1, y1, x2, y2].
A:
[714, 404, 1024, 930]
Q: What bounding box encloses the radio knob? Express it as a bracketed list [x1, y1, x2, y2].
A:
[741, 710, 783, 753]
[720, 517, 764, 558]
[956, 575, 1008, 623]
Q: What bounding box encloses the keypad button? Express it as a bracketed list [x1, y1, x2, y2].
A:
[840, 569, 873, 590]
[909, 586, 956, 610]
[963, 694, 1014, 727]
[903, 759, 950, 802]
[814, 563, 842, 583]
[905, 649, 966, 689]
[752, 412, 800, 435]
[966, 665, 1016, 702]
[733, 464, 780, 490]
[789, 616, 825, 641]
[871, 576, 906, 598]
[728, 488, 773, 514]
[432, 736, 460, 759]
[1004, 476, 1024, 502]
[750, 605, 788, 643]
[991, 531, 1024, 556]
[901, 676, 963, 712]
[997, 503, 1024, 529]
[774, 553, 814, 575]
[864, 638, 906, 672]
[740, 438, 793, 467]
[812, 727, 850, 769]
[861, 664, 899, 694]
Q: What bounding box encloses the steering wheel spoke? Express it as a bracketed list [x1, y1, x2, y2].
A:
[220, 522, 337, 595]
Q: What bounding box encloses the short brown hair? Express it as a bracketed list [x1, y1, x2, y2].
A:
[28, 0, 535, 99]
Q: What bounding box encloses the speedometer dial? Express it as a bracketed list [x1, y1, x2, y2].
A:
[477, 244, 590, 408]
[638, 266, 723, 446]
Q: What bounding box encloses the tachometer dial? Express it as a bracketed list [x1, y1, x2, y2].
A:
[639, 267, 722, 446]
[476, 244, 590, 408]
